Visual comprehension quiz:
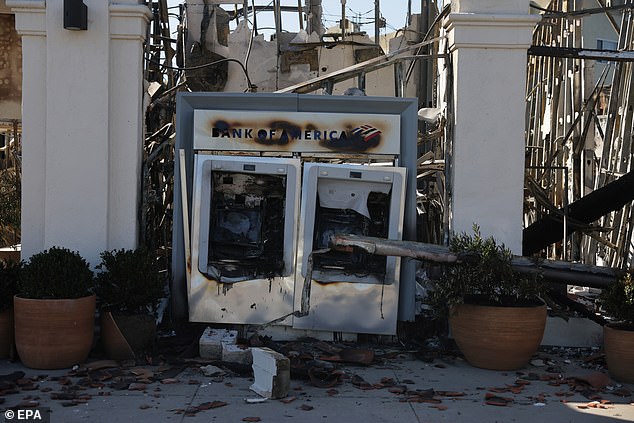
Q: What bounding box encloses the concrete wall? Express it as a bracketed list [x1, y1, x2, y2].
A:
[8, 0, 151, 265]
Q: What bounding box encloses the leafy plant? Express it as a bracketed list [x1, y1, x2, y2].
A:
[600, 271, 634, 326]
[0, 259, 20, 311]
[19, 247, 94, 299]
[429, 224, 543, 313]
[95, 247, 164, 315]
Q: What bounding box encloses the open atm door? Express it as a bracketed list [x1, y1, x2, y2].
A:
[189, 155, 301, 325]
[293, 163, 406, 334]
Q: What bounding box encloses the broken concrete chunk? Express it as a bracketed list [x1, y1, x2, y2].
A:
[200, 365, 226, 378]
[222, 343, 253, 365]
[249, 347, 290, 399]
[199, 327, 238, 360]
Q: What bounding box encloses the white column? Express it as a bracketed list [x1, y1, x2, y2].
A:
[7, 0, 47, 260]
[444, 0, 539, 253]
[44, 0, 111, 263]
[108, 2, 152, 250]
[10, 0, 150, 264]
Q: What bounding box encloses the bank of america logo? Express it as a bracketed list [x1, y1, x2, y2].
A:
[351, 125, 382, 142]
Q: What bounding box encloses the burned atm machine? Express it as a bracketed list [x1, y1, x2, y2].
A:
[173, 93, 418, 335]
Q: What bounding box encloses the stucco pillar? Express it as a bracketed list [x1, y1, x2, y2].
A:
[444, 0, 538, 253]
[9, 0, 151, 264]
[7, 0, 46, 259]
[108, 3, 151, 250]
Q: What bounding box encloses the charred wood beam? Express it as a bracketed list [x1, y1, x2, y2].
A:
[528, 46, 634, 62]
[545, 289, 607, 326]
[523, 170, 634, 256]
[330, 234, 622, 289]
[331, 234, 476, 263]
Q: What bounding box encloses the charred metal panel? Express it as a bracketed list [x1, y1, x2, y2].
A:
[203, 171, 286, 282]
[193, 109, 401, 154]
[0, 14, 22, 120]
[312, 187, 391, 281]
[189, 155, 300, 325]
[293, 163, 406, 334]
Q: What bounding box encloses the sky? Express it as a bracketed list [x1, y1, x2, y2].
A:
[167, 1, 428, 38]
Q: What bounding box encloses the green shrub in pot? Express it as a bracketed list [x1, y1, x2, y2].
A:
[600, 271, 634, 327]
[15, 247, 96, 369]
[95, 247, 164, 359]
[95, 247, 164, 315]
[430, 224, 544, 310]
[19, 247, 94, 299]
[428, 225, 546, 370]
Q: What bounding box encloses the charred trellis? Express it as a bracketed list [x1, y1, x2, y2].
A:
[141, 0, 180, 271]
[524, 0, 634, 268]
[0, 120, 21, 248]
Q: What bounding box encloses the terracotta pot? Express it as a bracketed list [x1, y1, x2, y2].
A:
[449, 302, 547, 370]
[604, 324, 634, 383]
[14, 295, 96, 369]
[0, 309, 13, 359]
[100, 311, 134, 360]
[101, 311, 155, 360]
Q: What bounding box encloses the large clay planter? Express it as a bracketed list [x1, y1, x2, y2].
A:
[14, 295, 96, 369]
[604, 324, 634, 383]
[0, 309, 13, 358]
[450, 302, 547, 370]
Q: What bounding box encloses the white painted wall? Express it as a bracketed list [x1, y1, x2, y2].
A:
[8, 0, 151, 265]
[444, 0, 539, 253]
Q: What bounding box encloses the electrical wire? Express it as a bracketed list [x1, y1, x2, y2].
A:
[244, 0, 257, 76]
[405, 3, 450, 84]
[144, 56, 255, 91]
